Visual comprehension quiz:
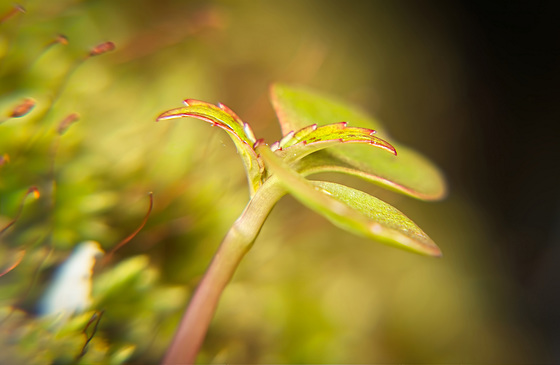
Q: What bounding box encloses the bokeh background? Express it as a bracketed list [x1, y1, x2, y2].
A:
[1, 0, 559, 363]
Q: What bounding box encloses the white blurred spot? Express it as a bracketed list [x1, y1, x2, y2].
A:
[39, 241, 104, 321]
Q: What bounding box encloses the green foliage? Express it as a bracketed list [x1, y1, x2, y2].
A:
[158, 83, 445, 256]
[258, 147, 441, 256]
[0, 3, 195, 363]
[158, 99, 263, 196]
[271, 121, 396, 164]
[0, 306, 110, 365]
[272, 84, 447, 200]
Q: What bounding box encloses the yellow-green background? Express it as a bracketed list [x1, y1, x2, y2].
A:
[1, 0, 556, 363]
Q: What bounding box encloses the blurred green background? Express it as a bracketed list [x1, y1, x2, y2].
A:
[1, 0, 558, 363]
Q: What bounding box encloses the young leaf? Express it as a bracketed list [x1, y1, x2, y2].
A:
[271, 84, 386, 135]
[295, 145, 447, 201]
[157, 99, 256, 144]
[257, 144, 441, 257]
[157, 100, 263, 195]
[271, 121, 396, 164]
[270, 83, 447, 200]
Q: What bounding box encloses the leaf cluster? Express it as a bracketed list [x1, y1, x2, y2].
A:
[158, 84, 447, 256]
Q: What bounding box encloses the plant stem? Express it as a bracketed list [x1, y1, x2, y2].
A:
[162, 179, 285, 365]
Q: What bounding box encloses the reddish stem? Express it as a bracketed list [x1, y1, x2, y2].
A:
[162, 179, 284, 364]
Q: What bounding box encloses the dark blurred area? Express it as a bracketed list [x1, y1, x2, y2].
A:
[430, 1, 560, 360]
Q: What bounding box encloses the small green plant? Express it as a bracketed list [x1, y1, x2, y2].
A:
[158, 83, 447, 364]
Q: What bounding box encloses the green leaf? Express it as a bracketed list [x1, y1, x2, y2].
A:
[157, 99, 263, 195]
[257, 144, 441, 257]
[271, 122, 396, 165]
[157, 99, 257, 144]
[270, 83, 447, 200]
[270, 84, 386, 135]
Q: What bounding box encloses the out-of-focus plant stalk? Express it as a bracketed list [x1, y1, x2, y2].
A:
[162, 179, 285, 364]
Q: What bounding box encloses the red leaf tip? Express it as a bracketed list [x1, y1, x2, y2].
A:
[9, 98, 36, 118]
[57, 113, 80, 135]
[89, 41, 115, 57]
[56, 34, 69, 45]
[253, 138, 267, 149]
[28, 186, 40, 199]
[0, 4, 25, 24]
